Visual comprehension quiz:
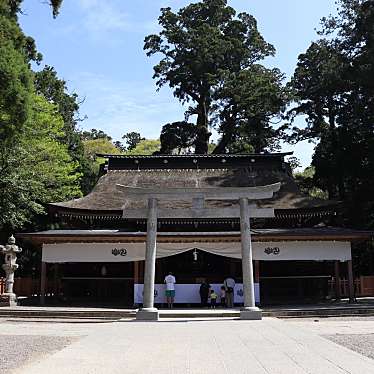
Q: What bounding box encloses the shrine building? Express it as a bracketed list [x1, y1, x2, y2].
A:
[19, 153, 372, 307]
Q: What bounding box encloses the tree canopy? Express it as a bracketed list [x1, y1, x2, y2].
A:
[289, 0, 374, 228]
[6, 0, 64, 18]
[159, 121, 196, 154]
[145, 0, 285, 154]
[0, 95, 81, 232]
[213, 66, 289, 153]
[122, 132, 145, 151]
[0, 0, 87, 236]
[0, 0, 36, 142]
[126, 139, 161, 155]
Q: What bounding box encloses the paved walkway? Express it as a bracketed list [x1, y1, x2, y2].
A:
[11, 317, 374, 374]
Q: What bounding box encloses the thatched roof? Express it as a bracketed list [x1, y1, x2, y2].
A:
[50, 155, 337, 216]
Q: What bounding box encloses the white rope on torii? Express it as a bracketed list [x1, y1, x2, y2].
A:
[117, 183, 281, 321]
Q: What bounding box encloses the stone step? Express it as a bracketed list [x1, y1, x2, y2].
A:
[0, 309, 135, 319]
[2, 306, 374, 320]
[159, 310, 240, 318]
[264, 307, 374, 318]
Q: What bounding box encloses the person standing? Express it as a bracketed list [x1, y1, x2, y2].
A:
[210, 289, 218, 309]
[164, 272, 176, 309]
[224, 276, 235, 308]
[199, 279, 211, 307]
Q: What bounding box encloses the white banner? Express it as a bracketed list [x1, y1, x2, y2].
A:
[42, 241, 351, 263]
[133, 283, 260, 304]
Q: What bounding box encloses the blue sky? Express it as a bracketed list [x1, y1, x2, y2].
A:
[20, 0, 338, 169]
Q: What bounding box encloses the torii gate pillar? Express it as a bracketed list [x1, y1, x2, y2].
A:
[239, 198, 261, 320]
[136, 198, 159, 321]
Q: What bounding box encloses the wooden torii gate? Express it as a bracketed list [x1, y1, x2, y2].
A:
[117, 183, 281, 320]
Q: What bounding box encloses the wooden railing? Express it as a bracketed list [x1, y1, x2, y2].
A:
[329, 276, 374, 298]
[0, 277, 54, 298]
[13, 277, 41, 297]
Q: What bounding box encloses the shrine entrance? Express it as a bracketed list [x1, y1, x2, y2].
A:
[155, 249, 241, 285]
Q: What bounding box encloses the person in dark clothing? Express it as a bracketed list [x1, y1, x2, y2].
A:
[199, 279, 211, 307]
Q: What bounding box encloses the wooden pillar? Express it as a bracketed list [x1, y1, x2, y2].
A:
[347, 260, 355, 303]
[53, 264, 59, 298]
[254, 260, 260, 283]
[139, 261, 144, 283]
[134, 261, 140, 285]
[40, 261, 47, 306]
[334, 261, 341, 300]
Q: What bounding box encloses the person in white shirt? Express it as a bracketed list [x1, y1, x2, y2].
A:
[224, 276, 235, 308]
[164, 272, 176, 309]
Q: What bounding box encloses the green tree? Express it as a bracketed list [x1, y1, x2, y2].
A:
[81, 128, 112, 141]
[125, 139, 161, 155]
[287, 40, 347, 143]
[159, 121, 196, 154]
[0, 95, 81, 233]
[113, 140, 125, 152]
[294, 166, 328, 200]
[287, 40, 348, 199]
[289, 0, 374, 228]
[145, 0, 275, 153]
[34, 66, 98, 195]
[83, 138, 122, 178]
[0, 0, 35, 143]
[7, 0, 63, 18]
[0, 0, 65, 147]
[34, 66, 84, 157]
[122, 132, 145, 151]
[213, 66, 289, 153]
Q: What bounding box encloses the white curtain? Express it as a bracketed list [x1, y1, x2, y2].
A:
[42, 241, 351, 263]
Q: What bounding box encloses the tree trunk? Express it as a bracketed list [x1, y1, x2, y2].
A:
[212, 111, 236, 154]
[213, 123, 235, 154]
[212, 132, 231, 154]
[194, 100, 211, 154]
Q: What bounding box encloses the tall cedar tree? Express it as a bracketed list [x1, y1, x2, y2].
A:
[289, 0, 374, 228]
[144, 0, 276, 154]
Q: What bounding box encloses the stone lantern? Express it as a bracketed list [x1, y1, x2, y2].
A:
[0, 235, 22, 306]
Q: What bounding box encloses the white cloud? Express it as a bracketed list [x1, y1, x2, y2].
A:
[77, 0, 129, 33]
[69, 72, 186, 140]
[74, 0, 158, 37]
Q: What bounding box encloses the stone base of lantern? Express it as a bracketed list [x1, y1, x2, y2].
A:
[0, 293, 17, 307]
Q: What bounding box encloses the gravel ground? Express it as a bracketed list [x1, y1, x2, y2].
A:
[324, 333, 374, 360]
[288, 316, 374, 322]
[0, 335, 77, 374]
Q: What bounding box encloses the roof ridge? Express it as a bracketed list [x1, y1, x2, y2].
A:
[97, 152, 293, 159]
